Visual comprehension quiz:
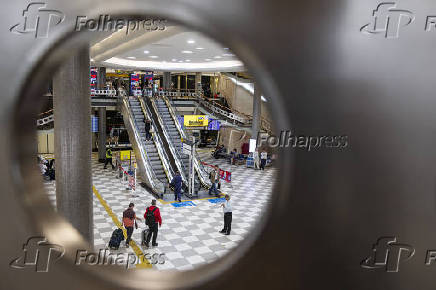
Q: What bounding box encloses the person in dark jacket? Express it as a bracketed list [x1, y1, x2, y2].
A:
[143, 199, 162, 247]
[170, 171, 183, 202]
[144, 119, 152, 140]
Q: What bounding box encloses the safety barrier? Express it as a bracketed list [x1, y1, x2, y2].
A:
[201, 161, 232, 187]
[116, 157, 136, 191]
[90, 89, 117, 96]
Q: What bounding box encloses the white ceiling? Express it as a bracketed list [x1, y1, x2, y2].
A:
[92, 30, 244, 72]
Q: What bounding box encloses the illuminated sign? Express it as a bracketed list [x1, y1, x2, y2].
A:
[184, 115, 209, 127]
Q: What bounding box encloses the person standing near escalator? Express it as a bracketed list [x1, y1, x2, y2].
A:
[144, 119, 152, 140]
[104, 146, 115, 170]
[170, 171, 183, 202]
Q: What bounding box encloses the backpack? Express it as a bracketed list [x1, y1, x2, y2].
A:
[145, 207, 157, 226]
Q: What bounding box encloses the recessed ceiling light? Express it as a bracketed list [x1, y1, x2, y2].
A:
[185, 59, 191, 62]
[223, 47, 230, 50]
[196, 47, 205, 50]
[171, 58, 177, 62]
[143, 50, 150, 54]
[90, 58, 95, 62]
[181, 50, 193, 54]
[187, 40, 195, 44]
[149, 55, 158, 58]
[178, 60, 183, 63]
[223, 53, 235, 57]
[205, 59, 212, 61]
[214, 56, 222, 59]
[127, 56, 136, 59]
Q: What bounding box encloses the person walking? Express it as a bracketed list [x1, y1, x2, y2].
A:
[170, 171, 183, 202]
[253, 148, 260, 170]
[260, 149, 268, 170]
[144, 199, 162, 248]
[104, 146, 115, 170]
[122, 203, 142, 248]
[208, 165, 221, 196]
[220, 194, 232, 235]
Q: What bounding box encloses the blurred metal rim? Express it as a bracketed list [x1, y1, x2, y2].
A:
[3, 0, 292, 289]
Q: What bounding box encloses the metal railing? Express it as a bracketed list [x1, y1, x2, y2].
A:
[149, 96, 188, 184]
[162, 95, 211, 188]
[137, 96, 174, 184]
[121, 97, 164, 193]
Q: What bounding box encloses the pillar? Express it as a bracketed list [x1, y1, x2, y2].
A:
[98, 107, 106, 162]
[97, 67, 106, 90]
[53, 47, 93, 242]
[195, 72, 202, 94]
[252, 83, 262, 141]
[177, 75, 181, 91]
[163, 71, 171, 90]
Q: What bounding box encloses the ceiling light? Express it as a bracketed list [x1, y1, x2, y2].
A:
[187, 40, 195, 44]
[149, 55, 158, 58]
[205, 59, 212, 61]
[172, 59, 177, 62]
[223, 53, 235, 57]
[182, 50, 193, 54]
[178, 60, 183, 63]
[90, 58, 95, 62]
[196, 47, 205, 50]
[223, 47, 230, 50]
[185, 59, 191, 62]
[214, 56, 222, 59]
[143, 50, 150, 54]
[127, 56, 136, 59]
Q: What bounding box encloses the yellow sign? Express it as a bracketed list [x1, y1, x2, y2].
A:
[120, 150, 131, 161]
[184, 115, 209, 127]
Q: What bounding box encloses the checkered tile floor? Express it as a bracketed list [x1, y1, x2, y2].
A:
[43, 151, 276, 271]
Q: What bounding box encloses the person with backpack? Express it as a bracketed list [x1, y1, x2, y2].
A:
[208, 165, 221, 196]
[104, 146, 115, 170]
[144, 119, 152, 140]
[170, 171, 183, 202]
[144, 199, 162, 248]
[122, 203, 142, 248]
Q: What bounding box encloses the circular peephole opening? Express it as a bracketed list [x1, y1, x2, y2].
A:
[14, 9, 286, 290]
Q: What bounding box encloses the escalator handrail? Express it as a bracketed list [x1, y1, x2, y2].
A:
[149, 97, 188, 184]
[122, 97, 163, 191]
[137, 96, 175, 184]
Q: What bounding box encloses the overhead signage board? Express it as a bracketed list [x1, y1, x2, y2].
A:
[184, 115, 209, 127]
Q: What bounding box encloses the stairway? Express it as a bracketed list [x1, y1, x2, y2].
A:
[155, 99, 190, 170]
[129, 99, 167, 182]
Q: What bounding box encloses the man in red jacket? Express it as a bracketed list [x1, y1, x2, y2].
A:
[144, 199, 162, 247]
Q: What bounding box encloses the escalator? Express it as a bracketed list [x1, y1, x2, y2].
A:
[151, 96, 211, 195]
[119, 96, 173, 195]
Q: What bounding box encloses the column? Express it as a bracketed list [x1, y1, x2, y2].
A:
[177, 75, 181, 91]
[195, 72, 202, 94]
[53, 47, 93, 242]
[98, 107, 106, 163]
[252, 83, 262, 141]
[163, 71, 171, 90]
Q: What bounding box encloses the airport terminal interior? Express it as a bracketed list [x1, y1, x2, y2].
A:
[36, 23, 277, 270]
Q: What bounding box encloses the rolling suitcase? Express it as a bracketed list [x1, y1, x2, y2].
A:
[141, 228, 149, 246]
[108, 228, 124, 250]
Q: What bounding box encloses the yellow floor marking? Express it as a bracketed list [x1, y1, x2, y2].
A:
[92, 186, 152, 269]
